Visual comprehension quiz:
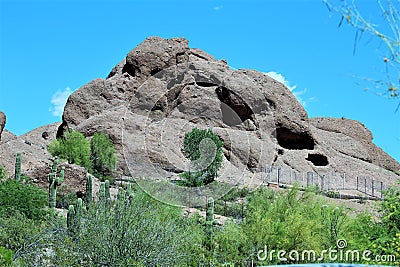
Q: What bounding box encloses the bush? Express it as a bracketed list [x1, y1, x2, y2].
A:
[48, 129, 91, 170]
[0, 178, 49, 221]
[0, 246, 13, 266]
[181, 128, 223, 186]
[16, 189, 205, 266]
[90, 132, 117, 180]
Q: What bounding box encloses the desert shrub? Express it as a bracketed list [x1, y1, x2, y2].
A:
[17, 189, 205, 266]
[0, 178, 49, 221]
[0, 208, 46, 251]
[180, 128, 223, 186]
[48, 129, 91, 170]
[90, 132, 117, 180]
[243, 186, 348, 265]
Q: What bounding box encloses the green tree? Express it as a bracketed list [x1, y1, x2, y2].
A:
[181, 128, 224, 186]
[90, 132, 117, 180]
[48, 129, 91, 170]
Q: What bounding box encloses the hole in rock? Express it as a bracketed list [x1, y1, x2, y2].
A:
[276, 127, 315, 150]
[216, 86, 254, 126]
[306, 153, 329, 166]
[122, 63, 137, 77]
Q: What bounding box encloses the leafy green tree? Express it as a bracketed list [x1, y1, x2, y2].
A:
[181, 128, 224, 186]
[90, 132, 117, 180]
[48, 129, 91, 170]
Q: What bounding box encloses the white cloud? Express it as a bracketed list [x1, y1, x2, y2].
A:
[50, 87, 72, 117]
[213, 5, 223, 10]
[264, 71, 307, 107]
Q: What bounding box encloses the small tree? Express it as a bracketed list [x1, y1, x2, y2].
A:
[48, 129, 91, 170]
[90, 132, 117, 180]
[180, 128, 223, 186]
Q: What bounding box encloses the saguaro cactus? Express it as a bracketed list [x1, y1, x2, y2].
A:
[105, 180, 110, 200]
[99, 182, 106, 202]
[85, 174, 93, 206]
[48, 158, 65, 208]
[14, 153, 21, 181]
[200, 197, 218, 250]
[67, 205, 75, 230]
[67, 198, 83, 234]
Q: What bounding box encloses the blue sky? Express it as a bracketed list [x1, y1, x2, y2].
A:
[0, 0, 399, 162]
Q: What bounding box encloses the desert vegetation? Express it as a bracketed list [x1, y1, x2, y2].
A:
[0, 129, 399, 266]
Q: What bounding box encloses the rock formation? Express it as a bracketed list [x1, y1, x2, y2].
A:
[58, 36, 399, 194]
[0, 110, 5, 141]
[0, 37, 398, 201]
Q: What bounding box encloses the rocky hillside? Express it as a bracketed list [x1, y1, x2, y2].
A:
[0, 37, 399, 197]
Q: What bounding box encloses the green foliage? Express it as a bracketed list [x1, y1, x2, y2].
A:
[14, 153, 21, 181]
[0, 166, 6, 180]
[90, 132, 117, 180]
[0, 208, 45, 251]
[48, 129, 91, 170]
[0, 246, 13, 266]
[0, 178, 49, 221]
[17, 189, 204, 266]
[181, 128, 224, 186]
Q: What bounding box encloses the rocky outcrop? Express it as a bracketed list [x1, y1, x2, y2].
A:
[0, 110, 5, 141]
[58, 36, 399, 194]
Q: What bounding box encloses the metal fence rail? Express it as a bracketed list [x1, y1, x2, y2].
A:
[261, 166, 386, 199]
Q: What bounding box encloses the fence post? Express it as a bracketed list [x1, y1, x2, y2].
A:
[307, 172, 313, 187]
[364, 177, 367, 194]
[356, 176, 359, 191]
[321, 175, 324, 191]
[380, 181, 383, 199]
[372, 179, 375, 197]
[277, 167, 281, 186]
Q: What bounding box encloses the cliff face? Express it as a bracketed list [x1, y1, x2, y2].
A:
[0, 37, 398, 199]
[58, 36, 399, 189]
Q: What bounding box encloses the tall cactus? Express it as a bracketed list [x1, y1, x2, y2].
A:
[85, 174, 93, 207]
[99, 182, 106, 202]
[105, 180, 110, 200]
[14, 152, 21, 181]
[67, 205, 75, 230]
[200, 197, 218, 251]
[67, 198, 83, 235]
[48, 158, 65, 208]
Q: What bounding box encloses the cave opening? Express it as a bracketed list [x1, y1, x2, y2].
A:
[216, 86, 254, 127]
[276, 127, 315, 150]
[306, 153, 329, 166]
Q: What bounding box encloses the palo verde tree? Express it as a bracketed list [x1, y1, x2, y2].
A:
[180, 128, 224, 187]
[90, 132, 117, 180]
[48, 129, 91, 170]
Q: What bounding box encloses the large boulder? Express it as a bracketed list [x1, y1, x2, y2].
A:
[57, 36, 398, 197]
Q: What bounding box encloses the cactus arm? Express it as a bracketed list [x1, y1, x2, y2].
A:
[49, 180, 57, 208]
